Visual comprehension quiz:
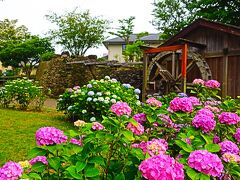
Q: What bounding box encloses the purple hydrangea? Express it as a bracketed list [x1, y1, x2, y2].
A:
[133, 113, 146, 124]
[29, 156, 48, 165]
[192, 114, 216, 133]
[219, 112, 240, 125]
[213, 135, 221, 144]
[92, 122, 105, 130]
[146, 97, 162, 107]
[169, 97, 193, 113]
[188, 96, 201, 106]
[139, 154, 184, 180]
[110, 102, 132, 116]
[70, 138, 82, 146]
[197, 108, 215, 119]
[234, 128, 240, 142]
[204, 80, 220, 88]
[127, 122, 144, 136]
[188, 150, 223, 177]
[36, 127, 68, 146]
[219, 140, 239, 154]
[0, 161, 23, 180]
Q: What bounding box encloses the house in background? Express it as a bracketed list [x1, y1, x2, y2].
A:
[103, 33, 161, 62]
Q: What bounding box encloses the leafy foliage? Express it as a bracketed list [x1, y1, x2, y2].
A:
[123, 40, 144, 62]
[46, 8, 109, 56]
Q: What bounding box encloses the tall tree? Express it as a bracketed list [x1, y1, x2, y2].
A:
[0, 36, 54, 77]
[152, 0, 240, 39]
[110, 16, 135, 44]
[46, 8, 109, 56]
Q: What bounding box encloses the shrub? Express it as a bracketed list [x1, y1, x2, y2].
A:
[0, 78, 46, 110]
[57, 76, 141, 121]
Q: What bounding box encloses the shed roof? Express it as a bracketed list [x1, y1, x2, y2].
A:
[162, 18, 240, 46]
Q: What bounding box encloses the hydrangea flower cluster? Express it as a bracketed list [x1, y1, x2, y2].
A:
[196, 108, 215, 119]
[70, 138, 82, 146]
[188, 96, 201, 106]
[205, 80, 220, 88]
[146, 97, 162, 107]
[133, 113, 146, 124]
[169, 97, 193, 113]
[139, 154, 184, 180]
[127, 122, 144, 136]
[110, 102, 132, 116]
[213, 135, 221, 144]
[218, 112, 240, 125]
[219, 140, 239, 154]
[192, 113, 216, 133]
[29, 156, 48, 165]
[35, 127, 68, 146]
[178, 92, 188, 97]
[0, 161, 23, 180]
[157, 114, 175, 128]
[188, 150, 223, 177]
[234, 128, 240, 142]
[204, 105, 220, 113]
[92, 122, 105, 130]
[222, 153, 240, 163]
[192, 79, 205, 85]
[74, 120, 86, 127]
[18, 160, 31, 169]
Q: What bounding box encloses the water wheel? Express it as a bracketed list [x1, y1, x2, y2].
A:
[147, 51, 212, 95]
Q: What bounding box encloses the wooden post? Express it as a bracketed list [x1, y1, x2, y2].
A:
[142, 53, 148, 102]
[181, 44, 188, 93]
[222, 49, 228, 97]
[172, 52, 175, 78]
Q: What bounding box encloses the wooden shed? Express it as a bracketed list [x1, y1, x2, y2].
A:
[143, 18, 240, 98]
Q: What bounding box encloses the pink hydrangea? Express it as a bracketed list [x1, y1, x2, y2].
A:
[222, 153, 240, 163]
[204, 105, 220, 113]
[197, 108, 215, 119]
[133, 113, 146, 124]
[29, 156, 48, 165]
[0, 161, 23, 180]
[169, 97, 193, 113]
[92, 122, 105, 130]
[204, 80, 220, 88]
[127, 122, 144, 136]
[192, 114, 216, 133]
[70, 138, 82, 146]
[35, 127, 68, 146]
[192, 79, 205, 85]
[157, 114, 175, 128]
[146, 97, 162, 107]
[188, 96, 201, 106]
[188, 150, 223, 177]
[219, 112, 240, 125]
[213, 135, 221, 144]
[219, 140, 239, 154]
[146, 139, 168, 156]
[139, 154, 184, 180]
[234, 128, 240, 142]
[110, 102, 132, 116]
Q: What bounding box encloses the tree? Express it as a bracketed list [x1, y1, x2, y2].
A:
[0, 19, 30, 48]
[46, 8, 109, 56]
[152, 0, 240, 39]
[0, 36, 54, 77]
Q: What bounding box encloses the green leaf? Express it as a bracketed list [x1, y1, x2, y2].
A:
[28, 172, 41, 179]
[67, 166, 83, 179]
[114, 172, 125, 180]
[28, 147, 47, 158]
[31, 162, 46, 172]
[48, 157, 61, 171]
[85, 167, 100, 177]
[204, 144, 220, 152]
[88, 156, 105, 166]
[128, 118, 138, 127]
[200, 173, 210, 180]
[122, 130, 135, 141]
[131, 148, 144, 160]
[200, 133, 212, 144]
[76, 161, 87, 172]
[175, 140, 193, 152]
[186, 167, 200, 180]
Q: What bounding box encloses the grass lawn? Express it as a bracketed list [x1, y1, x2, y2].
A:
[0, 108, 74, 166]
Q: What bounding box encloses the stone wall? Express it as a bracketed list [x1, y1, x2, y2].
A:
[37, 57, 143, 97]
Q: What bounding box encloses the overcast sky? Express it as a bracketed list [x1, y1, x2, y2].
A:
[0, 0, 158, 56]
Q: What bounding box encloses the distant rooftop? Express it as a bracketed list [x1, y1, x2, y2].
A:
[103, 33, 161, 48]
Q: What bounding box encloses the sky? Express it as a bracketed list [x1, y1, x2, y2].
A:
[0, 0, 158, 57]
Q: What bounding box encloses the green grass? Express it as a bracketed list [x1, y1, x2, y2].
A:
[0, 108, 74, 165]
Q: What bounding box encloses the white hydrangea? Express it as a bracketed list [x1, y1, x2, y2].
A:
[110, 99, 116, 104]
[82, 110, 87, 114]
[98, 97, 104, 102]
[88, 91, 95, 96]
[90, 117, 96, 122]
[87, 97, 92, 102]
[93, 98, 98, 102]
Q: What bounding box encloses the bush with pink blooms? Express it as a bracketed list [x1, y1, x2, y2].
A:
[1, 77, 240, 179]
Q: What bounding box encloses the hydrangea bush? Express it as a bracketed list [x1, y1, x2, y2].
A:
[57, 76, 141, 121]
[1, 78, 240, 179]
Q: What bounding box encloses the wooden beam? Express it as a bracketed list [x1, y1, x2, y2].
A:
[178, 38, 207, 49]
[205, 49, 240, 58]
[181, 44, 188, 93]
[144, 45, 183, 54]
[142, 53, 148, 102]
